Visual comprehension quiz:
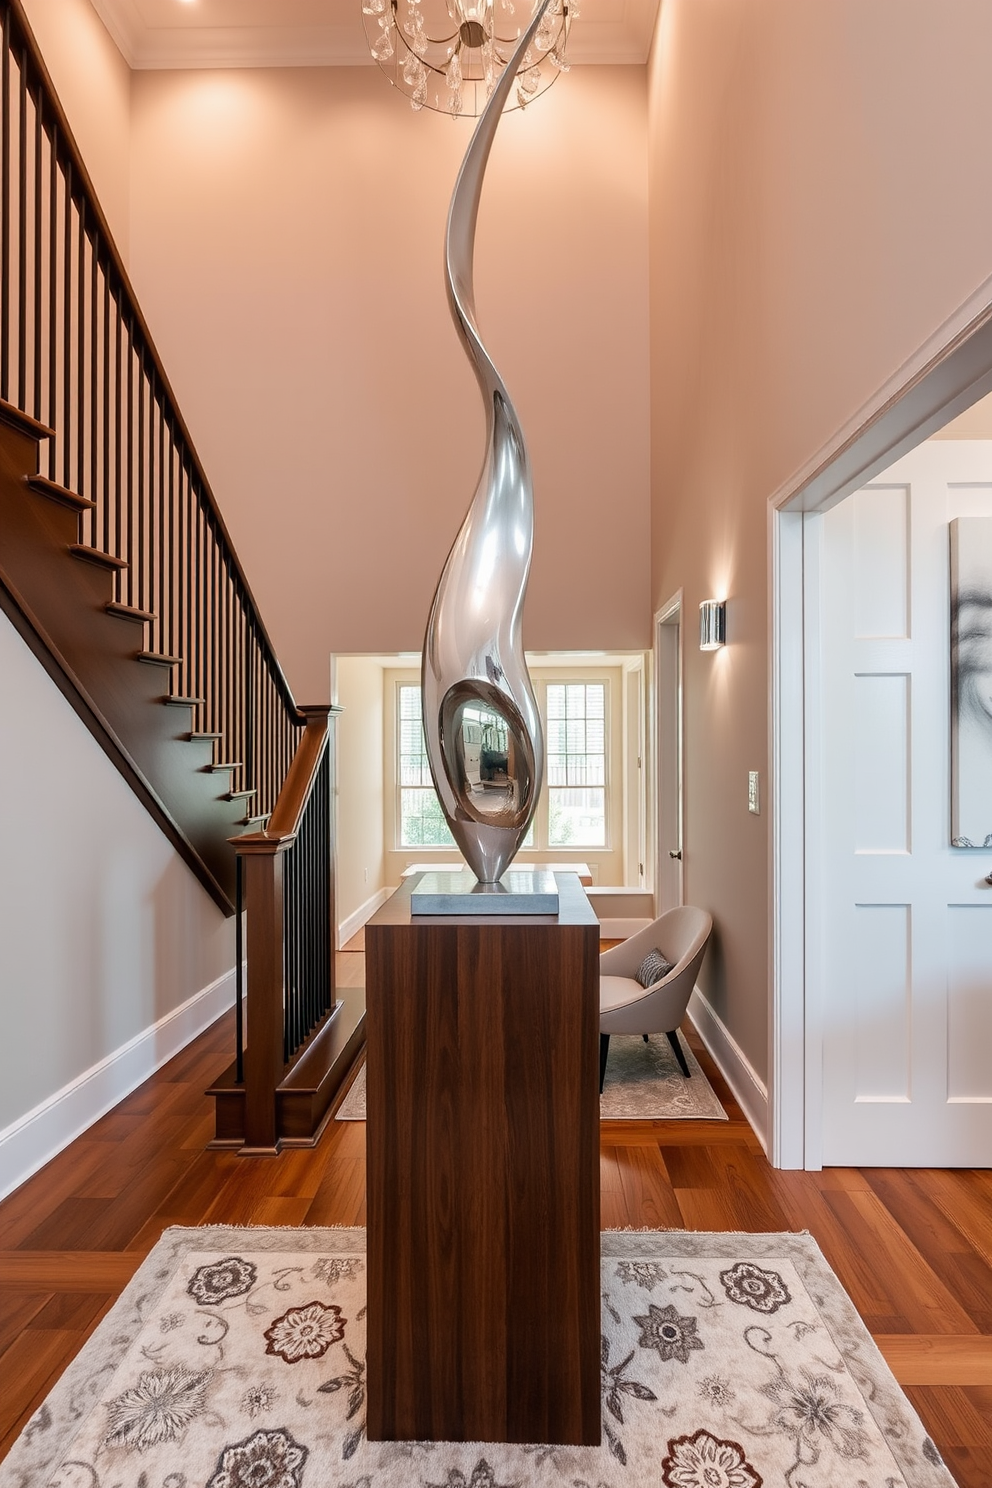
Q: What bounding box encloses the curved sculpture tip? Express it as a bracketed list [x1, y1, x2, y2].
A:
[421, 0, 554, 886]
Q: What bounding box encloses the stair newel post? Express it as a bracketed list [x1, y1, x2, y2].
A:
[221, 706, 345, 1153]
[236, 831, 287, 1155]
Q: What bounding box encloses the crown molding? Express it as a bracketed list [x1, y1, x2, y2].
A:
[89, 0, 659, 69]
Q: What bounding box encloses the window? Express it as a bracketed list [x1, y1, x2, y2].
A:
[395, 678, 607, 852]
[546, 682, 607, 846]
[397, 684, 454, 847]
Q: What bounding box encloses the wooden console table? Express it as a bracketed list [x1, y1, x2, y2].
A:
[365, 873, 601, 1445]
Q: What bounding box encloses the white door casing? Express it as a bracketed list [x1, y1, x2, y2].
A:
[817, 442, 992, 1166]
[623, 662, 646, 888]
[655, 596, 684, 913]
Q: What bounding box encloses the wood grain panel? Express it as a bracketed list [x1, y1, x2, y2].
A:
[365, 876, 600, 1445]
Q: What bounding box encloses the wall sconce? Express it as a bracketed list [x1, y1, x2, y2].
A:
[699, 599, 726, 650]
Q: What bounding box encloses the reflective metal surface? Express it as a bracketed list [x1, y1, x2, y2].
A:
[422, 2, 551, 885]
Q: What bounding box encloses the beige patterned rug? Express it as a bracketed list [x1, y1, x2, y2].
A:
[1, 1226, 955, 1488]
[336, 1033, 728, 1122]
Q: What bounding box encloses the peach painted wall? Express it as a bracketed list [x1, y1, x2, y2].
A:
[647, 0, 992, 1086]
[127, 64, 651, 701]
[21, 0, 130, 256]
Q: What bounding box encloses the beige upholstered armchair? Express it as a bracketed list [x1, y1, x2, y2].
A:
[599, 906, 712, 1093]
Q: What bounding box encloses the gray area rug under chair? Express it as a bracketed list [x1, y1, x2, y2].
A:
[335, 1031, 728, 1123]
[1, 1224, 955, 1488]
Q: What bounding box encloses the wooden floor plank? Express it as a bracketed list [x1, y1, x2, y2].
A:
[877, 1335, 992, 1386]
[612, 1144, 683, 1229]
[828, 1188, 978, 1335]
[0, 1251, 141, 1289]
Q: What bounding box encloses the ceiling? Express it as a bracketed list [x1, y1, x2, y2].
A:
[89, 0, 661, 68]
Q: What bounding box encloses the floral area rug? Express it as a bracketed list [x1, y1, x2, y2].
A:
[336, 1034, 728, 1122]
[0, 1227, 955, 1488]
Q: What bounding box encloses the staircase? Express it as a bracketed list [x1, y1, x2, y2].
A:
[0, 0, 364, 1152]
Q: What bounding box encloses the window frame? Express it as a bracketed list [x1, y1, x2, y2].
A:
[390, 672, 614, 856]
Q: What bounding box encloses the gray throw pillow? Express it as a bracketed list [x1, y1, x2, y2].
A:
[634, 948, 675, 988]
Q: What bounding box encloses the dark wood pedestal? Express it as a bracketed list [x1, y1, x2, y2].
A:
[365, 873, 601, 1446]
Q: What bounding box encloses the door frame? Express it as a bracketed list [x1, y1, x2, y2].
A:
[622, 657, 647, 888]
[654, 592, 684, 913]
[769, 269, 992, 1169]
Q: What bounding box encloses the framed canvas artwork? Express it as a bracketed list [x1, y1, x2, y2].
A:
[951, 517, 992, 847]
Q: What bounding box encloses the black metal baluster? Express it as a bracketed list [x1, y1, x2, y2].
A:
[193, 482, 202, 702]
[1, 6, 10, 403]
[125, 320, 134, 604]
[61, 158, 70, 488]
[33, 83, 42, 420]
[167, 426, 176, 663]
[76, 195, 85, 506]
[235, 853, 244, 1084]
[158, 407, 166, 657]
[187, 468, 196, 703]
[146, 374, 155, 642]
[244, 616, 254, 809]
[102, 258, 110, 553]
[208, 519, 217, 731]
[179, 456, 188, 695]
[113, 291, 122, 581]
[89, 226, 98, 541]
[136, 354, 145, 612]
[47, 119, 56, 468]
[18, 46, 27, 407]
[226, 562, 234, 784]
[306, 782, 314, 1037]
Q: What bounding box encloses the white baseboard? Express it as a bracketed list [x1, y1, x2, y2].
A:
[688, 987, 769, 1152]
[599, 917, 653, 939]
[0, 966, 238, 1202]
[337, 887, 390, 949]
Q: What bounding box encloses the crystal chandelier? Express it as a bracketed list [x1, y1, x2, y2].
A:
[362, 0, 575, 116]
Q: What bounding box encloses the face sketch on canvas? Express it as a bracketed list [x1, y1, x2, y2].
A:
[954, 588, 992, 740]
[951, 518, 992, 848]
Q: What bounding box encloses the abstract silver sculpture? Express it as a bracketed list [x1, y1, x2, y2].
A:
[421, 0, 551, 886]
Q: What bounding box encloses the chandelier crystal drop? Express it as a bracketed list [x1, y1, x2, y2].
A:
[362, 0, 574, 116]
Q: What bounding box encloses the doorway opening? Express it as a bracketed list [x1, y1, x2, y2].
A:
[771, 289, 992, 1169]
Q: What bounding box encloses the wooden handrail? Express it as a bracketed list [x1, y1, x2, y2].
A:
[234, 707, 338, 852]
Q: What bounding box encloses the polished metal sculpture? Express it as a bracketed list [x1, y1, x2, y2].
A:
[421, 1, 551, 886]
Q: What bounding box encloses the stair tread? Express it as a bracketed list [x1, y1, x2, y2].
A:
[137, 651, 180, 666]
[69, 543, 128, 571]
[208, 762, 242, 772]
[166, 695, 205, 706]
[226, 788, 257, 801]
[106, 601, 155, 623]
[27, 475, 96, 512]
[0, 399, 54, 440]
[188, 731, 222, 740]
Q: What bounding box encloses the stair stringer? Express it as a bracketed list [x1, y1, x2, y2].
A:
[0, 404, 249, 913]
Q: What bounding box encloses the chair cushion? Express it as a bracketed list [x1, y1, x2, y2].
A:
[635, 947, 674, 988]
[600, 975, 649, 1014]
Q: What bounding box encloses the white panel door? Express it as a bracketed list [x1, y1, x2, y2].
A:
[819, 441, 992, 1166]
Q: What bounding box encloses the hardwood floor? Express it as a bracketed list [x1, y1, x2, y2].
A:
[1, 938, 990, 1483]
